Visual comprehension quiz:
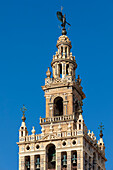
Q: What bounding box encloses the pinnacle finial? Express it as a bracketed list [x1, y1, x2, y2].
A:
[46, 67, 51, 78]
[20, 104, 27, 122]
[98, 122, 104, 138]
[31, 126, 36, 134]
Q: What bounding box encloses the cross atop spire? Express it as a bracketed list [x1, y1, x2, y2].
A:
[98, 122, 104, 138]
[20, 104, 27, 122]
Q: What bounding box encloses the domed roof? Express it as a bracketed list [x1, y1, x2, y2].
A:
[56, 35, 72, 48]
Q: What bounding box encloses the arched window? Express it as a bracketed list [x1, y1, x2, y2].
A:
[59, 64, 62, 78]
[21, 131, 23, 137]
[65, 47, 67, 58]
[66, 64, 69, 75]
[54, 97, 63, 116]
[79, 124, 81, 130]
[61, 47, 63, 56]
[46, 144, 56, 169]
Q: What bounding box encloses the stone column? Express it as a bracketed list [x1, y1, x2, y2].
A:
[57, 63, 60, 77]
[52, 65, 55, 78]
[40, 154, 45, 170]
[49, 103, 54, 117]
[62, 62, 66, 78]
[67, 151, 71, 170]
[77, 150, 83, 170]
[56, 151, 61, 170]
[19, 156, 25, 170]
[63, 46, 66, 58]
[63, 101, 68, 115]
[55, 63, 57, 78]
[63, 104, 67, 116]
[67, 47, 70, 57]
[30, 155, 35, 170]
[58, 48, 60, 54]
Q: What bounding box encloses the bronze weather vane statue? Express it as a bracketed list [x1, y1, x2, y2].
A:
[57, 8, 71, 35]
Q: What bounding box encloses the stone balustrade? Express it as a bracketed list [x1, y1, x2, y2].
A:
[40, 114, 75, 125]
[19, 129, 78, 143]
[53, 53, 74, 61]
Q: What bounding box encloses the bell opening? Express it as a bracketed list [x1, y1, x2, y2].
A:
[25, 156, 30, 170]
[46, 144, 56, 170]
[71, 151, 77, 169]
[54, 97, 63, 116]
[61, 152, 67, 169]
[35, 155, 40, 170]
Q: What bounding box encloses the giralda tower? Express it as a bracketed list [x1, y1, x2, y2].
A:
[17, 11, 107, 170]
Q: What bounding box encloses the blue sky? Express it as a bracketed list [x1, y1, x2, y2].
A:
[0, 0, 113, 169]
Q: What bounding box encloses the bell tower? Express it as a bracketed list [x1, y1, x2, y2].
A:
[41, 30, 86, 137]
[42, 33, 85, 120]
[17, 10, 107, 170]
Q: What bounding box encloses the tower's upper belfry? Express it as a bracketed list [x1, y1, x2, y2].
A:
[42, 31, 85, 119]
[52, 35, 76, 80]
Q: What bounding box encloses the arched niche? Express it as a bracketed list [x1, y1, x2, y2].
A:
[46, 144, 56, 169]
[54, 97, 63, 116]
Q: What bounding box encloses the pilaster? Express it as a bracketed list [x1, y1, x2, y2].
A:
[63, 101, 68, 115]
[56, 151, 61, 170]
[48, 103, 54, 117]
[77, 150, 83, 170]
[19, 156, 25, 170]
[67, 151, 71, 170]
[30, 155, 35, 170]
[40, 154, 45, 170]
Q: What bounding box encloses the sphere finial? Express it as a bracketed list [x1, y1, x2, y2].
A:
[46, 67, 51, 78]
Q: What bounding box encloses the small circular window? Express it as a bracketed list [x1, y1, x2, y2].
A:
[26, 145, 30, 150]
[36, 144, 40, 149]
[72, 140, 76, 145]
[62, 141, 66, 146]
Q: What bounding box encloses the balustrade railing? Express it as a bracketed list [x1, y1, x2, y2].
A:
[40, 114, 75, 124]
[19, 129, 77, 143]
